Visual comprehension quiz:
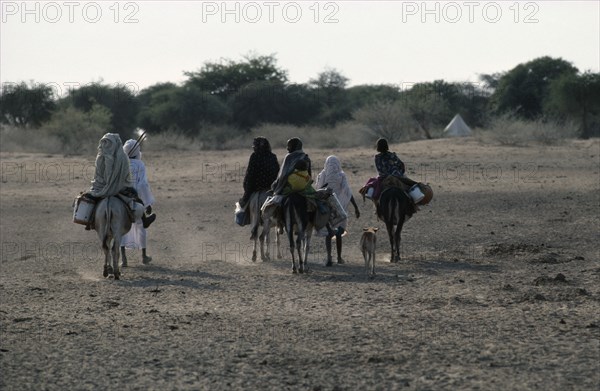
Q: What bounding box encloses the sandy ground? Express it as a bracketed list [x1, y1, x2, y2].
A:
[1, 138, 599, 390]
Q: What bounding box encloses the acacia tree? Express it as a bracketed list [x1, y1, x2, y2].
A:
[136, 83, 180, 133]
[0, 82, 56, 127]
[345, 84, 401, 111]
[547, 72, 600, 138]
[402, 81, 456, 139]
[66, 83, 139, 139]
[136, 82, 231, 135]
[176, 84, 231, 135]
[184, 54, 288, 99]
[229, 81, 321, 129]
[309, 68, 352, 125]
[487, 56, 579, 119]
[353, 101, 415, 143]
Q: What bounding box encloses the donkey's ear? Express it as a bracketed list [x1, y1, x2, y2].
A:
[363, 228, 369, 232]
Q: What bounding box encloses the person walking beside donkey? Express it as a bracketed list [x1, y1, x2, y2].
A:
[315, 155, 360, 266]
[120, 139, 156, 265]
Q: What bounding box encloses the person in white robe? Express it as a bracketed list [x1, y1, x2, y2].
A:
[315, 155, 360, 266]
[120, 139, 156, 265]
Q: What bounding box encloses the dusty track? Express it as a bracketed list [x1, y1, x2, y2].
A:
[1, 138, 599, 390]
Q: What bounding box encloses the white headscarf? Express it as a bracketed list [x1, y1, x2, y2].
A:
[123, 139, 141, 159]
[315, 155, 353, 210]
[89, 133, 132, 198]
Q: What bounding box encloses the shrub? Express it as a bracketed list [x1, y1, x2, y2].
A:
[246, 121, 374, 150]
[478, 114, 578, 146]
[0, 105, 111, 154]
[352, 101, 421, 143]
[0, 125, 62, 153]
[42, 105, 112, 154]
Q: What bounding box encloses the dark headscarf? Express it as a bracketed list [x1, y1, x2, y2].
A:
[253, 137, 272, 154]
[376, 138, 389, 153]
[272, 137, 311, 195]
[287, 137, 303, 153]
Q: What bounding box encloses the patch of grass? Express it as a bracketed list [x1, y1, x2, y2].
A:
[477, 114, 578, 146]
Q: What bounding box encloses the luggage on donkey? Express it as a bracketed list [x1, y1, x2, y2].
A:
[361, 175, 433, 206]
[73, 193, 96, 225]
[73, 188, 148, 228]
[234, 201, 252, 227]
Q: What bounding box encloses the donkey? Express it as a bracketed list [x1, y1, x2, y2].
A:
[282, 192, 314, 274]
[95, 196, 132, 280]
[378, 187, 415, 263]
[248, 191, 282, 262]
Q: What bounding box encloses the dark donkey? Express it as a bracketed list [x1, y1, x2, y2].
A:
[378, 187, 415, 262]
[282, 192, 314, 274]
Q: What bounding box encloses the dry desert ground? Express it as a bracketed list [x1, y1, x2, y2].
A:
[1, 137, 599, 390]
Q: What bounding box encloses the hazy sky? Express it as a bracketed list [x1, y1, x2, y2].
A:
[1, 0, 598, 97]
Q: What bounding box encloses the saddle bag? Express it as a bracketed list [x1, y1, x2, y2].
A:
[328, 193, 348, 227]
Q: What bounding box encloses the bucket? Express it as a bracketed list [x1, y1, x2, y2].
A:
[365, 187, 375, 199]
[73, 195, 96, 225]
[234, 202, 249, 226]
[408, 184, 425, 204]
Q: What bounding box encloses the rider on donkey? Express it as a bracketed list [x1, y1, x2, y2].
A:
[375, 138, 418, 189]
[361, 138, 418, 202]
[239, 137, 280, 209]
[271, 137, 312, 196]
[85, 133, 155, 230]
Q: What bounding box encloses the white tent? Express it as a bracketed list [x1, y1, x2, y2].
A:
[443, 114, 472, 137]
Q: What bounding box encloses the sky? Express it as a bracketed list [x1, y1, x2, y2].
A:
[1, 0, 599, 98]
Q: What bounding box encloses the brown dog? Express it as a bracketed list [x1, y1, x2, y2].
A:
[360, 227, 378, 276]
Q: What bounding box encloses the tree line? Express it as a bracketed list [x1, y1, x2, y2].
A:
[1, 54, 599, 142]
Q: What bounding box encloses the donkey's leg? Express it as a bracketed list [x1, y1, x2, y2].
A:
[103, 247, 111, 277]
[252, 235, 258, 262]
[395, 219, 405, 262]
[303, 225, 312, 272]
[386, 222, 396, 263]
[296, 233, 305, 274]
[260, 227, 271, 262]
[261, 220, 270, 262]
[276, 224, 283, 259]
[102, 236, 111, 277]
[251, 218, 259, 262]
[288, 229, 298, 274]
[112, 238, 121, 280]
